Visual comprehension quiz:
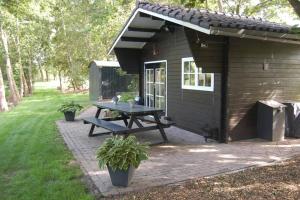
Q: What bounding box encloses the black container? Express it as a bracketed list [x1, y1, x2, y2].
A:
[64, 111, 76, 121]
[107, 165, 135, 187]
[283, 101, 300, 138]
[257, 100, 286, 141]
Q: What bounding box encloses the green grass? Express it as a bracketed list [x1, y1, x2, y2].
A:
[0, 89, 93, 200]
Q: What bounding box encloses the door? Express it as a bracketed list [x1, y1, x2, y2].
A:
[144, 61, 167, 112]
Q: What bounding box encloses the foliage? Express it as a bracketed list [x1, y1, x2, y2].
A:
[0, 0, 299, 109]
[58, 101, 83, 113]
[96, 135, 149, 171]
[119, 92, 137, 102]
[0, 88, 92, 199]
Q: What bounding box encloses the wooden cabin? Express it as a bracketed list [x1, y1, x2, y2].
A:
[108, 1, 300, 142]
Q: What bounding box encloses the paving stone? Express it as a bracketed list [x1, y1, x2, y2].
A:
[56, 107, 300, 197]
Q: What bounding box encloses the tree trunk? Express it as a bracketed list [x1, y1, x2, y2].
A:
[27, 58, 33, 95]
[0, 66, 8, 112]
[45, 70, 49, 82]
[217, 0, 224, 12]
[288, 0, 300, 17]
[38, 64, 44, 81]
[14, 28, 29, 97]
[58, 70, 63, 92]
[1, 24, 20, 105]
[22, 72, 29, 96]
[236, 1, 241, 15]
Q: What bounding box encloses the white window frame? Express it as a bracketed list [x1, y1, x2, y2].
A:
[181, 57, 214, 91]
[144, 60, 168, 115]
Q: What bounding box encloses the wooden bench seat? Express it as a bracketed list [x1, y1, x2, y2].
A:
[83, 117, 129, 135]
[136, 116, 175, 127]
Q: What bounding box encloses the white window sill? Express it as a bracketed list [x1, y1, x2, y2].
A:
[182, 86, 214, 92]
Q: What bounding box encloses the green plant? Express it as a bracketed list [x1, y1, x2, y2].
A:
[96, 135, 149, 171]
[119, 92, 136, 103]
[58, 101, 83, 113]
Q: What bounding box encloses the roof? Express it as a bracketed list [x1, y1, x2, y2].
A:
[89, 60, 120, 68]
[137, 1, 290, 33]
[108, 1, 300, 54]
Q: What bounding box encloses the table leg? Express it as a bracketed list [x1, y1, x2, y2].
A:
[88, 108, 102, 137]
[133, 117, 143, 128]
[153, 112, 168, 143]
[127, 115, 134, 128]
[121, 113, 128, 126]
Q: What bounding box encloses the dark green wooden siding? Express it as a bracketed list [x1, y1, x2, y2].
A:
[140, 27, 224, 136]
[227, 38, 300, 141]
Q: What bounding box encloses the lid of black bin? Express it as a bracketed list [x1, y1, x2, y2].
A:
[258, 100, 287, 108]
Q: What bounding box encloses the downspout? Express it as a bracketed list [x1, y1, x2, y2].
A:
[221, 37, 230, 143]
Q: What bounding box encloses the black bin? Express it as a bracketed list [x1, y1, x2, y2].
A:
[257, 100, 286, 141]
[283, 101, 300, 138]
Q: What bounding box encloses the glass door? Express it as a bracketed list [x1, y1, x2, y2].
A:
[145, 61, 166, 111]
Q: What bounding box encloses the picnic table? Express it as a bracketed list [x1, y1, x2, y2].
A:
[83, 102, 175, 143]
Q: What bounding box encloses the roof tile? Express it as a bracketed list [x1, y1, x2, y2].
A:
[137, 1, 290, 33]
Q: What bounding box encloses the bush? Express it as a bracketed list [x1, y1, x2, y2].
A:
[119, 92, 136, 102]
[96, 135, 149, 171]
[58, 101, 83, 113]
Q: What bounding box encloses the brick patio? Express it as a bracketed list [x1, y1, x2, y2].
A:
[56, 107, 300, 197]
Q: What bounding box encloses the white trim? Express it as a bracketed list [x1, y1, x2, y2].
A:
[108, 9, 141, 55]
[144, 60, 168, 115]
[181, 57, 214, 92]
[108, 8, 211, 55]
[91, 60, 119, 68]
[139, 9, 211, 35]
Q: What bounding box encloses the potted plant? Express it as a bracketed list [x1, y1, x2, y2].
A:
[58, 101, 83, 121]
[96, 135, 149, 187]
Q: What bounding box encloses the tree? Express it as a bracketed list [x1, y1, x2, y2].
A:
[0, 66, 8, 111]
[0, 23, 20, 105]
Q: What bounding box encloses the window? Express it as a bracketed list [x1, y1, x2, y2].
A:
[182, 57, 214, 91]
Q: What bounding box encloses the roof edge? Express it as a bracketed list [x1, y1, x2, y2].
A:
[89, 60, 120, 68]
[210, 27, 300, 45]
[108, 8, 211, 55]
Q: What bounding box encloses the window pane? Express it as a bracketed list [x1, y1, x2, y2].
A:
[150, 84, 154, 94]
[184, 74, 190, 86]
[160, 69, 165, 82]
[198, 74, 205, 86]
[160, 85, 165, 96]
[190, 74, 195, 85]
[184, 62, 189, 73]
[190, 61, 196, 73]
[205, 74, 212, 86]
[155, 70, 160, 82]
[198, 67, 202, 73]
[149, 70, 154, 82]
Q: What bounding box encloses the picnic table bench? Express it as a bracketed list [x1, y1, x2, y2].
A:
[83, 102, 175, 143]
[83, 117, 129, 135]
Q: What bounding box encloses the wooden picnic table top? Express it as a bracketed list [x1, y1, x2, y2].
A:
[92, 102, 164, 115]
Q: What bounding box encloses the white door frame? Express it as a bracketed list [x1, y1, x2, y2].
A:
[144, 60, 168, 115]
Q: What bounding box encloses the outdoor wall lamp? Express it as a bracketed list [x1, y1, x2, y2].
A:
[152, 43, 159, 56]
[162, 25, 175, 33]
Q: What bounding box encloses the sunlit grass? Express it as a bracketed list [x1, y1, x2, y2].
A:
[0, 88, 93, 200]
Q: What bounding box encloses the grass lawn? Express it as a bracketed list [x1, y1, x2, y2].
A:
[0, 88, 93, 200]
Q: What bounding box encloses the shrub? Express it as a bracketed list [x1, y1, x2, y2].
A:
[97, 135, 149, 171]
[58, 101, 83, 113]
